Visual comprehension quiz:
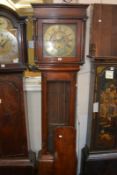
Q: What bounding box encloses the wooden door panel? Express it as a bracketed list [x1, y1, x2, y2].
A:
[0, 74, 28, 157]
[54, 127, 77, 175]
[47, 81, 71, 153]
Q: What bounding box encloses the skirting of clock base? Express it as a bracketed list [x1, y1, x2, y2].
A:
[80, 146, 117, 175]
[38, 151, 54, 175]
[0, 152, 36, 175]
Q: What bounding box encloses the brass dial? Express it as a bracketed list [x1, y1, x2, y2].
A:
[43, 24, 76, 57]
[0, 17, 18, 64]
[0, 17, 8, 29]
[0, 30, 18, 63]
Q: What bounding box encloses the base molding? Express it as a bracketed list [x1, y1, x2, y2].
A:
[0, 151, 36, 175]
[38, 151, 54, 175]
[38, 127, 77, 175]
[80, 146, 117, 175]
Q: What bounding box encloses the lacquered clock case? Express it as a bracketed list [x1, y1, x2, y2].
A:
[80, 59, 117, 175]
[80, 4, 117, 175]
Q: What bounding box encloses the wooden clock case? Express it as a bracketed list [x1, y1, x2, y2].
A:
[0, 5, 35, 175]
[80, 4, 117, 175]
[32, 3, 88, 175]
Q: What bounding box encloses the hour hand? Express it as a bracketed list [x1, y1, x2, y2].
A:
[0, 39, 9, 47]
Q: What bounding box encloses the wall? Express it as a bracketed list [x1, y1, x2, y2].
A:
[24, 77, 42, 153]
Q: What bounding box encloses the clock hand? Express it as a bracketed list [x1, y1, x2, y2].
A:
[0, 41, 4, 48]
[1, 39, 9, 48]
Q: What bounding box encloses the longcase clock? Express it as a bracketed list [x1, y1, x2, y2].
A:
[80, 4, 117, 175]
[0, 5, 35, 175]
[32, 3, 88, 175]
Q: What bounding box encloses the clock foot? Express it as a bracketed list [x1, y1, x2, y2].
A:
[0, 151, 36, 175]
[80, 146, 117, 175]
[38, 127, 77, 175]
[38, 151, 54, 175]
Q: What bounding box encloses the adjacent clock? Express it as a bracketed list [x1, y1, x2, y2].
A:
[0, 5, 35, 175]
[80, 4, 117, 175]
[0, 28, 18, 64]
[0, 7, 27, 71]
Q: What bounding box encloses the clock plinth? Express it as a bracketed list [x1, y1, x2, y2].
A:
[0, 152, 36, 175]
[38, 152, 54, 175]
[0, 5, 35, 175]
[32, 3, 88, 175]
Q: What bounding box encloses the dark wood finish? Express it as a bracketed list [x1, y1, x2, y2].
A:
[41, 71, 77, 153]
[0, 5, 27, 71]
[0, 73, 36, 174]
[37, 71, 77, 175]
[0, 5, 35, 174]
[38, 152, 54, 175]
[90, 4, 117, 58]
[0, 73, 28, 157]
[32, 3, 88, 175]
[32, 3, 88, 67]
[32, 3, 88, 18]
[35, 19, 85, 66]
[0, 152, 36, 175]
[54, 127, 77, 175]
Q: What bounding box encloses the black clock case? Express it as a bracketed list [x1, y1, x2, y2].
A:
[80, 58, 117, 175]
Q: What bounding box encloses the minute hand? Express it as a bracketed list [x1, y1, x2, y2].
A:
[1, 39, 9, 48]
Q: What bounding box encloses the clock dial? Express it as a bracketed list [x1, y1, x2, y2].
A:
[0, 30, 18, 63]
[43, 24, 76, 57]
[0, 17, 19, 64]
[0, 17, 8, 29]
